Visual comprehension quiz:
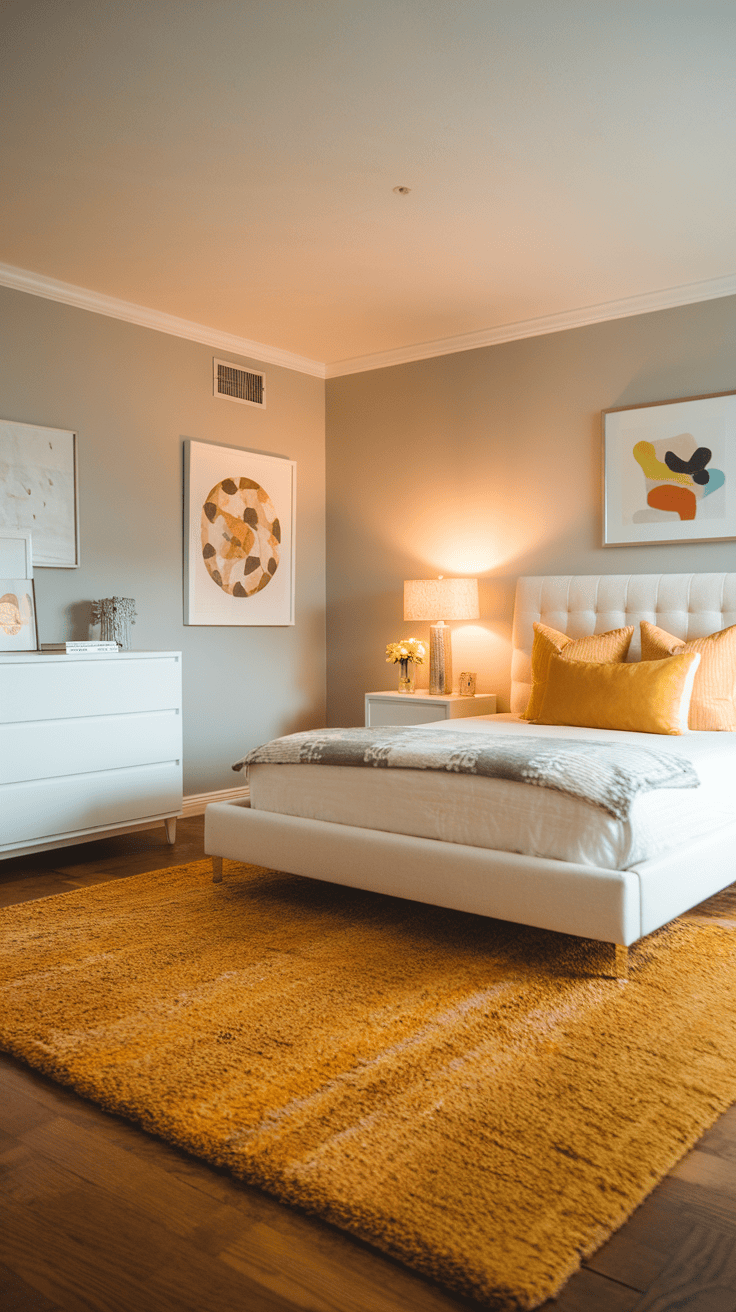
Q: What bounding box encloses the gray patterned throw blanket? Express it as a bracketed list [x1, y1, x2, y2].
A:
[233, 727, 699, 821]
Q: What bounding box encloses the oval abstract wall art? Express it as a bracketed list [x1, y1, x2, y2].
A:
[201, 477, 280, 596]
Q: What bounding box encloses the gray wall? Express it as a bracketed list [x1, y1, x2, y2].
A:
[0, 286, 326, 794]
[326, 296, 736, 726]
[5, 285, 735, 767]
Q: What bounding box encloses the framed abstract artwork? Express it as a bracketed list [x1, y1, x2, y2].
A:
[183, 439, 296, 626]
[0, 420, 79, 567]
[603, 390, 736, 546]
[0, 529, 38, 651]
[0, 579, 38, 652]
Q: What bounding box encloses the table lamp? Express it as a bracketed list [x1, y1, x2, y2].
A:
[403, 576, 480, 694]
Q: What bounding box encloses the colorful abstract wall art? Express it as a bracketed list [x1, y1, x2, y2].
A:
[183, 440, 295, 625]
[603, 390, 736, 546]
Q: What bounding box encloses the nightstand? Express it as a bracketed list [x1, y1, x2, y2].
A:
[364, 690, 497, 727]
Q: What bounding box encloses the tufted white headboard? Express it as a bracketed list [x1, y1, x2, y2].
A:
[510, 573, 736, 715]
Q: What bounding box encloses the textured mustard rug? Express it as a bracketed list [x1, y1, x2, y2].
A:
[2, 859, 736, 1310]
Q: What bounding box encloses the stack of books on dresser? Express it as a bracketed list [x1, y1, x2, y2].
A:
[40, 641, 120, 654]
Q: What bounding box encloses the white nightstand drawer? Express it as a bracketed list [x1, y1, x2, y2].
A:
[367, 701, 450, 727]
[365, 692, 497, 727]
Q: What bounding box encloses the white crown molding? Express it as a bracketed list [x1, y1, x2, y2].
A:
[325, 272, 736, 378]
[3, 260, 736, 382]
[0, 263, 326, 379]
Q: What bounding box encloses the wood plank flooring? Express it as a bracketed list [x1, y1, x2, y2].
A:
[2, 818, 736, 1312]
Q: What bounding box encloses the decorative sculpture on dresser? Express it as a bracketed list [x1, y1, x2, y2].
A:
[91, 597, 136, 650]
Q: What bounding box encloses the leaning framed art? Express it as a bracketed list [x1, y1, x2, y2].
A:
[602, 389, 736, 546]
[0, 579, 38, 652]
[183, 439, 296, 626]
[0, 528, 38, 651]
[0, 420, 79, 567]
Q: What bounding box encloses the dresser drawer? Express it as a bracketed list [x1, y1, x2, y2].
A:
[0, 710, 182, 785]
[0, 761, 183, 848]
[0, 655, 181, 724]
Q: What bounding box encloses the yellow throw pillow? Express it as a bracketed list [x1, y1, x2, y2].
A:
[522, 622, 634, 721]
[640, 621, 736, 731]
[533, 650, 701, 735]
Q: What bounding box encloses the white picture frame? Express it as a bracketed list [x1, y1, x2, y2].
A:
[0, 578, 38, 652]
[0, 420, 79, 567]
[603, 390, 736, 547]
[183, 439, 296, 626]
[0, 529, 34, 578]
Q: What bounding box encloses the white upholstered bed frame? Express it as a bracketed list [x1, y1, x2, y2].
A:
[204, 573, 736, 977]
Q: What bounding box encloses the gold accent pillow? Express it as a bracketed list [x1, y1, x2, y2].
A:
[533, 650, 701, 735]
[522, 622, 634, 721]
[640, 621, 736, 731]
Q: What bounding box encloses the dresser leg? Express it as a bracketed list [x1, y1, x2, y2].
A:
[164, 817, 176, 845]
[212, 856, 223, 884]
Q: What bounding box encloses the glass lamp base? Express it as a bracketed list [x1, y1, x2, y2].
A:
[429, 623, 452, 694]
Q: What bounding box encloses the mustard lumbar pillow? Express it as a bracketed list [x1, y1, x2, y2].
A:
[522, 622, 634, 721]
[532, 650, 701, 735]
[640, 621, 736, 731]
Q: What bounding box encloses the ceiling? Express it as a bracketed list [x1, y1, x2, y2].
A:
[2, 0, 735, 372]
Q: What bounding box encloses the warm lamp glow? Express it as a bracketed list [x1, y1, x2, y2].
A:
[386, 504, 532, 576]
[403, 577, 480, 694]
[403, 577, 480, 623]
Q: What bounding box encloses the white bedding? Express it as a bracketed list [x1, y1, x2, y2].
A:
[247, 714, 736, 871]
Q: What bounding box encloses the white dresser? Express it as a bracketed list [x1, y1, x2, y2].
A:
[0, 651, 183, 860]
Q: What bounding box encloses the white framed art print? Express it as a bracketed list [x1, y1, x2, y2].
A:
[603, 390, 736, 547]
[0, 579, 38, 652]
[0, 420, 79, 567]
[184, 439, 296, 626]
[0, 528, 38, 651]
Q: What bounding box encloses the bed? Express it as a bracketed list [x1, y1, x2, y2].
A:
[204, 572, 736, 978]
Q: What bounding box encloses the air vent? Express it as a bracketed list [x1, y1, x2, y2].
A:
[213, 358, 266, 408]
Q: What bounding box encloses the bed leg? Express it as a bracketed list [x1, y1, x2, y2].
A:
[212, 856, 223, 884]
[614, 944, 629, 980]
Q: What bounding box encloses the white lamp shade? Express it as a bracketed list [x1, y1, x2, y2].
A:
[403, 577, 480, 622]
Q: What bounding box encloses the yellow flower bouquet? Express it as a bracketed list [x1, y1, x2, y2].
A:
[385, 638, 426, 665]
[385, 638, 426, 693]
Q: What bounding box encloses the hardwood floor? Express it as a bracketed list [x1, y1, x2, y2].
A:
[2, 818, 736, 1312]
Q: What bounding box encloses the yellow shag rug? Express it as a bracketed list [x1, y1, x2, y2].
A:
[2, 859, 736, 1310]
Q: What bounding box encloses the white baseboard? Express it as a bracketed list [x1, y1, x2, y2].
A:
[181, 784, 250, 817]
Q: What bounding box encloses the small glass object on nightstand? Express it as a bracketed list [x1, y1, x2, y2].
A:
[397, 657, 415, 693]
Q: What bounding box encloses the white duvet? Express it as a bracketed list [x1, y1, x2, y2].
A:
[247, 714, 736, 871]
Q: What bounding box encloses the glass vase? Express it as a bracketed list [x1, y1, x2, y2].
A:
[397, 658, 415, 694]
